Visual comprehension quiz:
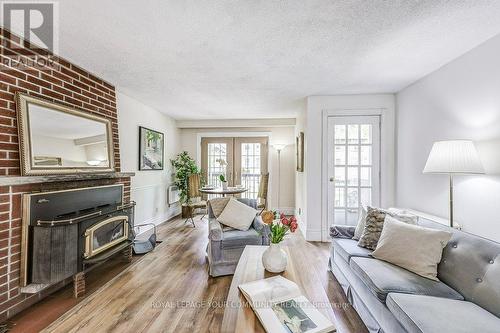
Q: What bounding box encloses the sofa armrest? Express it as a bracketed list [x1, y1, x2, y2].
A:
[208, 217, 223, 241]
[252, 215, 270, 245]
[330, 225, 356, 239]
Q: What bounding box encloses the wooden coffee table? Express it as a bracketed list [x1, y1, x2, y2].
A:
[221, 245, 337, 332]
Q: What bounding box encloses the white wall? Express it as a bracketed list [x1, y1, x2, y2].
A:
[305, 95, 396, 241]
[117, 92, 181, 226]
[179, 127, 296, 212]
[32, 134, 87, 166]
[396, 34, 500, 242]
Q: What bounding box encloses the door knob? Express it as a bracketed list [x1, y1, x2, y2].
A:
[329, 177, 334, 182]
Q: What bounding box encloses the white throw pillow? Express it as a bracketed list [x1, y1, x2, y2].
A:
[372, 216, 452, 281]
[352, 205, 367, 240]
[217, 198, 257, 231]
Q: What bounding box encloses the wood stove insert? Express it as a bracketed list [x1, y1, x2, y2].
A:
[20, 184, 135, 296]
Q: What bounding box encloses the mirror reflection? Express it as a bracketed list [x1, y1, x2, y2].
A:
[28, 104, 110, 168]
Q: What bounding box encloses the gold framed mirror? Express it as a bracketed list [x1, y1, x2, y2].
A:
[16, 93, 115, 175]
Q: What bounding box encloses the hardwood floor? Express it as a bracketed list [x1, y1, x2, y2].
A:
[8, 216, 367, 333]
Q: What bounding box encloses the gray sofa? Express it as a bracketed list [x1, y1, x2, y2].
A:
[207, 198, 270, 277]
[330, 216, 500, 333]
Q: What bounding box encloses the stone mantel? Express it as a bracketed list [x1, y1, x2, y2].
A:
[0, 172, 135, 186]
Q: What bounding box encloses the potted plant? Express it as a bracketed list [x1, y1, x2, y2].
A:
[171, 151, 200, 218]
[219, 174, 228, 190]
[260, 212, 298, 273]
[216, 158, 228, 189]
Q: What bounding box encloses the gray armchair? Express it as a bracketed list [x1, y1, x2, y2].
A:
[207, 198, 270, 277]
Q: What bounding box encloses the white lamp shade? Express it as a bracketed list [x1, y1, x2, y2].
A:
[423, 140, 484, 174]
[272, 143, 287, 151]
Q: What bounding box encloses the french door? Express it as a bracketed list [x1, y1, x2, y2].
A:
[327, 116, 380, 226]
[201, 137, 234, 187]
[201, 137, 268, 199]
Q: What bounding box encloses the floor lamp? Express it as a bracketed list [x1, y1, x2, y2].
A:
[423, 140, 484, 228]
[273, 144, 287, 209]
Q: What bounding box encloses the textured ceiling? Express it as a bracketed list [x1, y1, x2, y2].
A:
[52, 1, 500, 119]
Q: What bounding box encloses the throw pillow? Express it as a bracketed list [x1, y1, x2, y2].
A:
[209, 197, 230, 217]
[372, 216, 452, 281]
[217, 198, 257, 231]
[357, 207, 418, 250]
[352, 205, 367, 240]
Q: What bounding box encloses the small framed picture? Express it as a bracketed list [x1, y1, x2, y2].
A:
[139, 126, 164, 170]
[296, 131, 304, 172]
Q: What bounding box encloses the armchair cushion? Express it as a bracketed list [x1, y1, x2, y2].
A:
[221, 228, 262, 249]
[217, 198, 258, 231]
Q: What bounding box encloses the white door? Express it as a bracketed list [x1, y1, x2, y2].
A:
[327, 116, 381, 227]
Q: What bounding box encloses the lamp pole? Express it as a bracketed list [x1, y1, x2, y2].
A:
[449, 174, 454, 228]
[272, 144, 287, 210]
[277, 148, 281, 208]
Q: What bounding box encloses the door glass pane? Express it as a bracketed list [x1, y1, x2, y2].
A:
[347, 167, 358, 186]
[240, 143, 261, 199]
[347, 209, 359, 225]
[348, 125, 359, 144]
[361, 146, 372, 165]
[334, 146, 346, 165]
[334, 167, 345, 186]
[347, 188, 358, 207]
[335, 125, 346, 144]
[207, 143, 227, 188]
[335, 188, 345, 207]
[330, 117, 379, 229]
[361, 188, 372, 206]
[360, 167, 371, 186]
[348, 146, 359, 165]
[335, 209, 346, 225]
[360, 125, 372, 144]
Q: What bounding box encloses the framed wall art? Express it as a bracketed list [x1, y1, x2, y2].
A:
[296, 131, 304, 172]
[139, 126, 164, 170]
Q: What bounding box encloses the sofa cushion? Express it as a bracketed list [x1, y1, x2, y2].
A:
[333, 238, 372, 263]
[221, 228, 262, 249]
[350, 257, 463, 303]
[386, 293, 500, 333]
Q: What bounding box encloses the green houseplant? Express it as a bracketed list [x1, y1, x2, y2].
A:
[170, 151, 200, 205]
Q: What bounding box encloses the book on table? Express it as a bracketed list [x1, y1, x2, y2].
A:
[238, 276, 335, 333]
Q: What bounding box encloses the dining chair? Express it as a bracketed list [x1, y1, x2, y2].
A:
[186, 173, 208, 227]
[257, 173, 269, 211]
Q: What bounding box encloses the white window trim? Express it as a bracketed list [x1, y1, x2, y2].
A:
[321, 108, 395, 241]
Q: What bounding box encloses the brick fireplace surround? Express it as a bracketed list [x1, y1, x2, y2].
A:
[0, 29, 132, 320]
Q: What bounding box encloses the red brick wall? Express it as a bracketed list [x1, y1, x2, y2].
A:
[0, 29, 131, 320]
[0, 28, 120, 175]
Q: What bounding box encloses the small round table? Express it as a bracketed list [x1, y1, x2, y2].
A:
[199, 187, 248, 197]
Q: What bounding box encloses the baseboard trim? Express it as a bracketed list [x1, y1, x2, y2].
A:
[136, 208, 181, 233]
[305, 229, 322, 242]
[271, 207, 295, 215]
